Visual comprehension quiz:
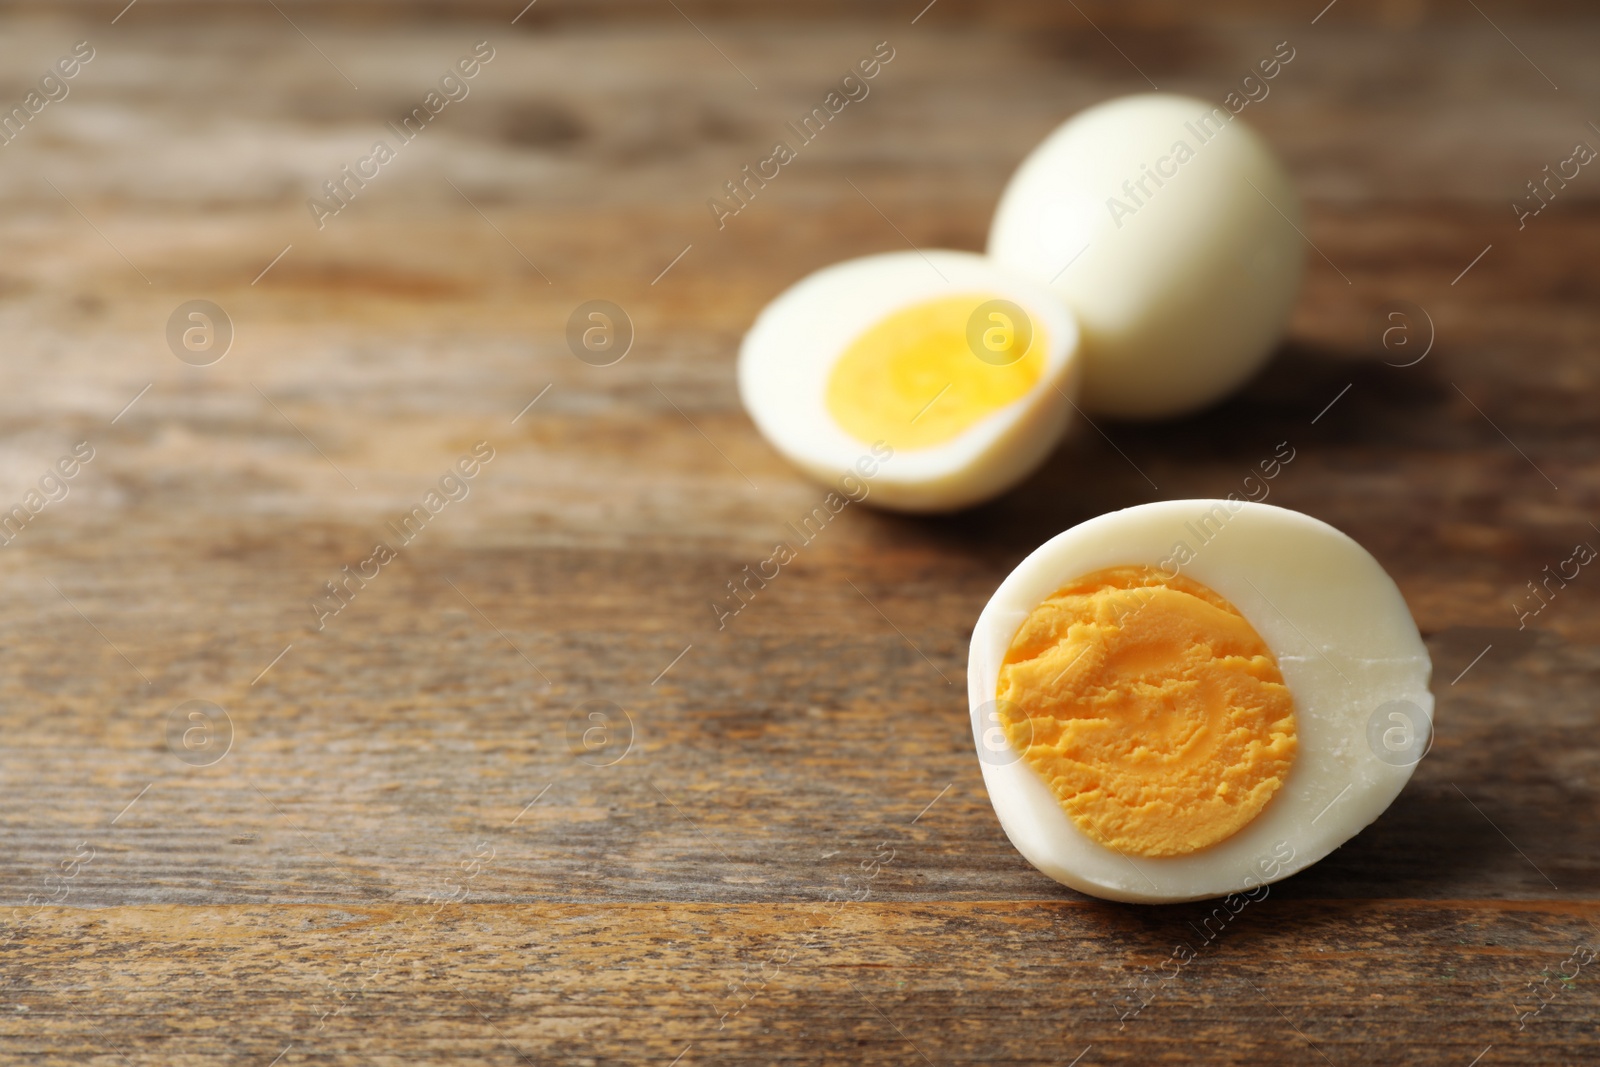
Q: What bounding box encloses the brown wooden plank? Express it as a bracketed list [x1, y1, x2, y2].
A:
[5, 901, 1600, 1065]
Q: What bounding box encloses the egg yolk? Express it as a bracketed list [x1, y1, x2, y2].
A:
[995, 565, 1297, 859]
[825, 294, 1046, 451]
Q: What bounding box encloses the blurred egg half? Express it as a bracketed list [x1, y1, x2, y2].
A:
[968, 500, 1433, 903]
[739, 250, 1080, 512]
[990, 93, 1305, 419]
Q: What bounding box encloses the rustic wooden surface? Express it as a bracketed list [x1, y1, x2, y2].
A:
[1, 2, 1598, 1063]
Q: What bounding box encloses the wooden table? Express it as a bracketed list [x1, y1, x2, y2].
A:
[2, 2, 1597, 1063]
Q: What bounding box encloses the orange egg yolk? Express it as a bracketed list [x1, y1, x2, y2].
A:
[995, 565, 1298, 859]
[824, 294, 1046, 451]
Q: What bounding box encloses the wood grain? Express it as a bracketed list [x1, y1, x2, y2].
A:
[6, 902, 1600, 1064]
[0, 3, 1597, 1064]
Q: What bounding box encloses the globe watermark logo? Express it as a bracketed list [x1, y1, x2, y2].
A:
[165, 699, 233, 767]
[971, 698, 1031, 767]
[566, 300, 633, 367]
[1365, 698, 1432, 767]
[567, 699, 634, 767]
[966, 299, 1033, 367]
[1370, 300, 1433, 369]
[166, 300, 233, 367]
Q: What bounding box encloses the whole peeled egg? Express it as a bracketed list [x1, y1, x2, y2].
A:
[989, 93, 1305, 419]
[968, 501, 1433, 903]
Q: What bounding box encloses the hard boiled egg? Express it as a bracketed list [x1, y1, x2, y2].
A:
[989, 94, 1304, 419]
[738, 250, 1080, 512]
[968, 500, 1433, 903]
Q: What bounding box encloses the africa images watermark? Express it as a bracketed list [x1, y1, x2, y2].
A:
[710, 781, 951, 1032]
[711, 441, 894, 630]
[1107, 40, 1296, 229]
[307, 40, 497, 229]
[1513, 130, 1594, 231]
[313, 836, 498, 1030]
[0, 40, 95, 149]
[1513, 533, 1597, 630]
[1512, 942, 1598, 1030]
[706, 41, 897, 230]
[1157, 441, 1297, 578]
[309, 441, 496, 631]
[0, 441, 96, 549]
[714, 836, 898, 1030]
[1112, 840, 1297, 1030]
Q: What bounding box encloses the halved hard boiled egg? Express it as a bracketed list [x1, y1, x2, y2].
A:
[738, 250, 1080, 512]
[968, 500, 1433, 903]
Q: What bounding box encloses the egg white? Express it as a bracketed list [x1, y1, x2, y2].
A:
[738, 250, 1080, 513]
[989, 93, 1304, 420]
[968, 500, 1433, 903]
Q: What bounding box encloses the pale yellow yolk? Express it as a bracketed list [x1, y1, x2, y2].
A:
[824, 294, 1046, 451]
[996, 566, 1297, 859]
